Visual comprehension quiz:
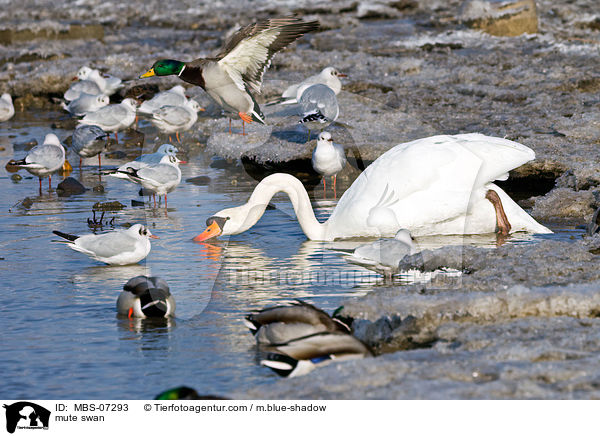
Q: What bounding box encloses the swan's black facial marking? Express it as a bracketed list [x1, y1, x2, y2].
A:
[205, 216, 230, 230]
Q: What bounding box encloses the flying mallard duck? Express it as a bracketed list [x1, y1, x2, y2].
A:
[139, 17, 320, 134]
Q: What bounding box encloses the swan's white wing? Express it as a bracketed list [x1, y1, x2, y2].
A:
[328, 136, 484, 237]
[328, 134, 541, 238]
[453, 133, 535, 187]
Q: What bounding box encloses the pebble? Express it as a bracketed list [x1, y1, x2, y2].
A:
[10, 173, 22, 182]
[56, 177, 86, 196]
[186, 176, 211, 186]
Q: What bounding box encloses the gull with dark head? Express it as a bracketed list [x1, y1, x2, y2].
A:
[298, 84, 339, 140]
[52, 224, 157, 265]
[270, 66, 346, 105]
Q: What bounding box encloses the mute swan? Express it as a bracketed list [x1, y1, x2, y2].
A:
[193, 133, 551, 242]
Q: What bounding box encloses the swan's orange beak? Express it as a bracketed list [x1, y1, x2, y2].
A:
[193, 221, 222, 242]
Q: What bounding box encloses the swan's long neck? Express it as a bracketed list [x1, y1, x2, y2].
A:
[237, 174, 327, 240]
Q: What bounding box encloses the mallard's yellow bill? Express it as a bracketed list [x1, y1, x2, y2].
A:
[140, 68, 155, 78]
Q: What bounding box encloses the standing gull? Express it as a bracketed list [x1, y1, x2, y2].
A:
[138, 85, 189, 115]
[0, 93, 15, 122]
[71, 125, 109, 168]
[139, 17, 319, 135]
[76, 66, 123, 96]
[108, 143, 179, 180]
[311, 131, 346, 198]
[7, 133, 65, 191]
[117, 154, 183, 208]
[150, 99, 203, 143]
[270, 67, 345, 105]
[298, 84, 339, 140]
[52, 224, 157, 265]
[78, 98, 138, 143]
[62, 93, 109, 117]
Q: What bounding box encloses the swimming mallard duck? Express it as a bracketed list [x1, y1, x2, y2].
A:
[139, 17, 319, 134]
[261, 331, 373, 378]
[244, 300, 350, 345]
[117, 275, 175, 318]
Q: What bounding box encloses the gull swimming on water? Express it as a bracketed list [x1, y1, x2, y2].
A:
[52, 224, 157, 265]
[345, 229, 418, 278]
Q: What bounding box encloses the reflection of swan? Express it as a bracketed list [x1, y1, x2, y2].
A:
[195, 134, 551, 241]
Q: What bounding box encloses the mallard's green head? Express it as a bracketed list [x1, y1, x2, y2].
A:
[140, 60, 185, 78]
[154, 386, 199, 400]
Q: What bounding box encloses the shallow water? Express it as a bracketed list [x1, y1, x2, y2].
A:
[0, 109, 584, 399]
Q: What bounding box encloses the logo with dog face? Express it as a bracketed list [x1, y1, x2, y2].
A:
[3, 402, 50, 434]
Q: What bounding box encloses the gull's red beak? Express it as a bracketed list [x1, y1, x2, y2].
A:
[193, 221, 222, 242]
[149, 234, 159, 239]
[338, 73, 347, 78]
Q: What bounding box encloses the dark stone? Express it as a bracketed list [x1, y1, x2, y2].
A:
[92, 201, 126, 211]
[5, 160, 19, 173]
[131, 199, 145, 207]
[10, 174, 22, 182]
[186, 176, 211, 186]
[92, 184, 105, 193]
[56, 177, 86, 196]
[139, 188, 154, 197]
